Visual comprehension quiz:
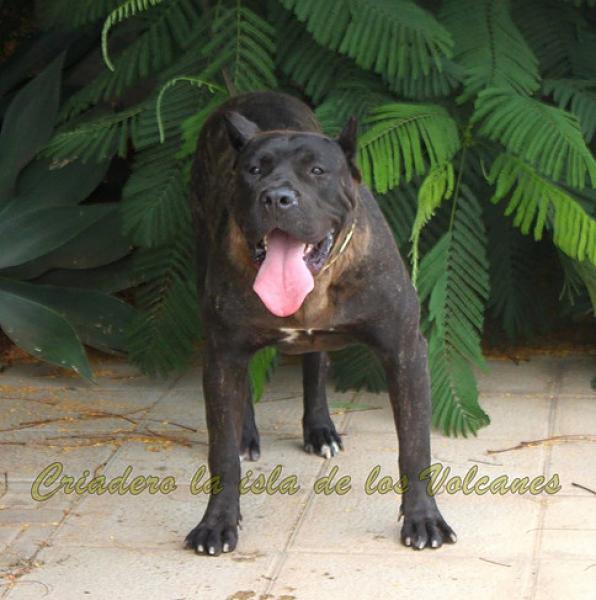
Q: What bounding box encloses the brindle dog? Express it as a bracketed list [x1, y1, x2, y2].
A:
[185, 91, 456, 555]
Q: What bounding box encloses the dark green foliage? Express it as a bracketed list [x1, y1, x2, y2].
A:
[19, 0, 596, 431]
[0, 56, 135, 378]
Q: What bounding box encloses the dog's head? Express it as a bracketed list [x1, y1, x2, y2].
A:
[223, 112, 360, 317]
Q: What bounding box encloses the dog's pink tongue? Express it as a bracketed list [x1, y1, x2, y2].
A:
[253, 230, 314, 317]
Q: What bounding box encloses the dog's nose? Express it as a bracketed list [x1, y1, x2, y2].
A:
[261, 188, 298, 210]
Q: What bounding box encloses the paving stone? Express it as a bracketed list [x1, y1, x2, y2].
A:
[268, 552, 531, 599]
[3, 546, 278, 600]
[534, 559, 596, 600]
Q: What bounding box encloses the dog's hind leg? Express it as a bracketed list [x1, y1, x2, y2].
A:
[302, 352, 343, 458]
[240, 389, 260, 461]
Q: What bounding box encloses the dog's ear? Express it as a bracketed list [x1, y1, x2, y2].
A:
[336, 116, 361, 181]
[223, 111, 260, 152]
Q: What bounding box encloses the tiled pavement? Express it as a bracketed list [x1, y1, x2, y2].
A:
[0, 354, 594, 599]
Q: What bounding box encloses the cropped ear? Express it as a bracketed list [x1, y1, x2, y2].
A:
[223, 111, 260, 152]
[336, 116, 361, 181]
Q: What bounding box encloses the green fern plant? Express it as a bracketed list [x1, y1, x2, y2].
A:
[23, 0, 596, 434]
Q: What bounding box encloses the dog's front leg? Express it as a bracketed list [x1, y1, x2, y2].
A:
[376, 322, 457, 550]
[185, 335, 249, 556]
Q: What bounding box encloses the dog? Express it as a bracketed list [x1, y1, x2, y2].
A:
[186, 91, 456, 555]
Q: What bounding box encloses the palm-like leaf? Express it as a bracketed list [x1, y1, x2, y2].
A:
[358, 103, 460, 193]
[544, 78, 596, 142]
[249, 346, 279, 401]
[102, 0, 168, 70]
[281, 0, 453, 90]
[410, 162, 455, 283]
[514, 0, 582, 79]
[440, 0, 540, 100]
[44, 107, 143, 162]
[331, 344, 387, 393]
[61, 0, 202, 120]
[418, 187, 490, 436]
[122, 140, 192, 247]
[489, 154, 596, 264]
[200, 3, 277, 93]
[486, 205, 543, 340]
[128, 239, 200, 375]
[473, 87, 596, 188]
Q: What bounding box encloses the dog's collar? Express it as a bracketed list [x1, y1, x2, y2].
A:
[320, 218, 356, 273]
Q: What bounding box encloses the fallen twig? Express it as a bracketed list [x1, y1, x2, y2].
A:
[478, 557, 511, 568]
[571, 482, 596, 495]
[487, 435, 596, 454]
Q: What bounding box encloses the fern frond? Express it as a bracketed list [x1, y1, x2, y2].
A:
[377, 183, 418, 251]
[102, 0, 168, 71]
[488, 154, 596, 264]
[544, 78, 596, 142]
[38, 0, 121, 29]
[199, 3, 277, 93]
[331, 344, 386, 393]
[44, 107, 143, 162]
[486, 206, 542, 340]
[514, 0, 582, 78]
[418, 187, 490, 436]
[410, 163, 455, 285]
[473, 87, 596, 188]
[315, 74, 394, 135]
[358, 103, 461, 193]
[156, 76, 225, 142]
[61, 0, 202, 121]
[249, 346, 278, 401]
[135, 81, 211, 150]
[440, 0, 540, 100]
[277, 13, 352, 104]
[128, 239, 200, 375]
[281, 0, 453, 89]
[121, 140, 192, 247]
[388, 58, 464, 99]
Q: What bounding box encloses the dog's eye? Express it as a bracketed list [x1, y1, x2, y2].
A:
[248, 166, 261, 175]
[311, 166, 324, 175]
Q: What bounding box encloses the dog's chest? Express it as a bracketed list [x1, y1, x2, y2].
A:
[274, 327, 353, 354]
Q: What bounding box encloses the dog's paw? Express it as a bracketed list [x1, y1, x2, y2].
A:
[185, 515, 240, 556]
[400, 506, 457, 550]
[303, 423, 343, 458]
